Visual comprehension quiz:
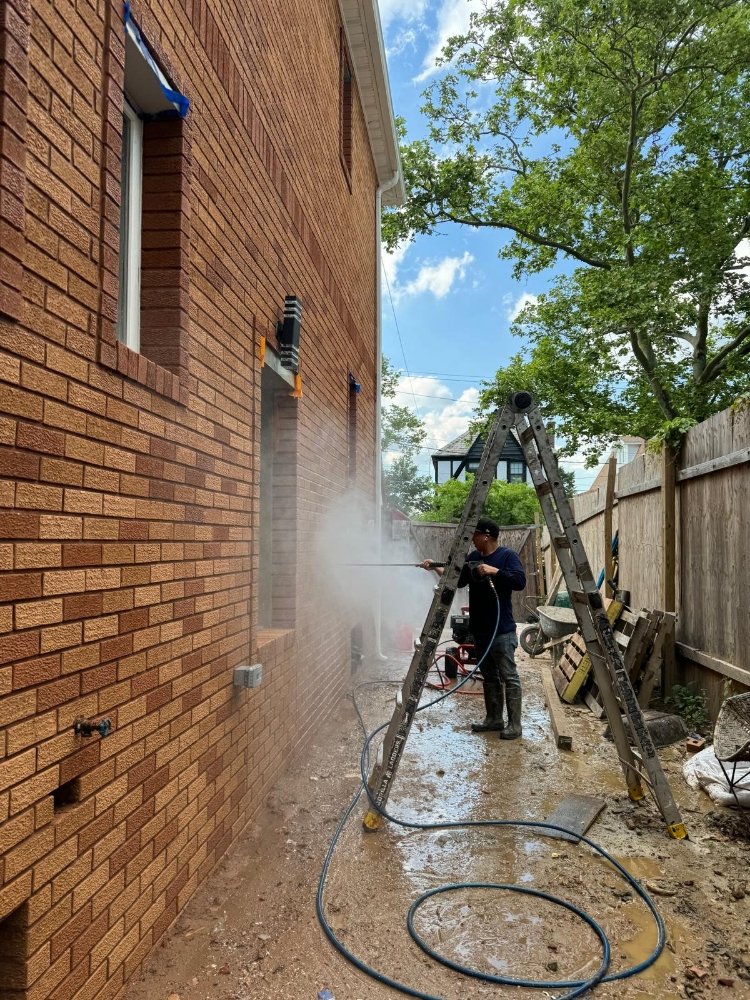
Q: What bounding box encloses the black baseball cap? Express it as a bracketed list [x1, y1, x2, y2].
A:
[474, 517, 500, 539]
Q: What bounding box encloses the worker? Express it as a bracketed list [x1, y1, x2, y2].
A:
[420, 517, 526, 739]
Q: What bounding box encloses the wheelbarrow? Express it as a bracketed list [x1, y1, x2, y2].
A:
[519, 603, 578, 656]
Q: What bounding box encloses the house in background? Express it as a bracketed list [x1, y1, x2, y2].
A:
[432, 430, 529, 485]
[583, 437, 646, 493]
[0, 0, 401, 997]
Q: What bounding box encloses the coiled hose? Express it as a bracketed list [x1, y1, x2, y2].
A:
[316, 586, 665, 999]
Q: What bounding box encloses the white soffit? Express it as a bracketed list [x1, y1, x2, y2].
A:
[339, 0, 405, 205]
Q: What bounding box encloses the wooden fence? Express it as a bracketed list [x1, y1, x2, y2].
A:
[542, 402, 750, 719]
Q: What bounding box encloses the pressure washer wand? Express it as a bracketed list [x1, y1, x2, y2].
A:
[341, 561, 446, 567]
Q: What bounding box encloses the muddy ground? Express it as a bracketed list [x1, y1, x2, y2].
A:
[125, 643, 750, 1000]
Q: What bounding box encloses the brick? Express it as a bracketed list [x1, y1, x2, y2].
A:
[0, 511, 39, 538]
[15, 543, 62, 569]
[15, 597, 63, 629]
[0, 446, 40, 479]
[16, 422, 66, 455]
[16, 482, 64, 509]
[13, 654, 61, 691]
[0, 871, 33, 924]
[62, 542, 101, 567]
[40, 621, 82, 653]
[3, 823, 55, 880]
[0, 629, 40, 664]
[42, 569, 86, 595]
[37, 673, 80, 711]
[39, 515, 82, 539]
[0, 571, 42, 601]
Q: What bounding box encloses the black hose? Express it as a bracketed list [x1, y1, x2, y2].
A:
[316, 577, 666, 999]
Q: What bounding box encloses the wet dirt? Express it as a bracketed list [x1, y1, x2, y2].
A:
[125, 645, 750, 1000]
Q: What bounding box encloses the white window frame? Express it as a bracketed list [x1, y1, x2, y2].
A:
[116, 100, 143, 352]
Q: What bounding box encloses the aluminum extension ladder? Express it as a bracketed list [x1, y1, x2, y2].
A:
[363, 391, 687, 839]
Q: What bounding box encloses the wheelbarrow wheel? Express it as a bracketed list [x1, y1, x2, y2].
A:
[519, 623, 545, 657]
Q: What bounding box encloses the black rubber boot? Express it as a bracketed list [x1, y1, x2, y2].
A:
[471, 684, 505, 733]
[499, 688, 522, 739]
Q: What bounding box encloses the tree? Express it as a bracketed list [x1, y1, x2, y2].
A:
[418, 476, 541, 526]
[381, 357, 434, 514]
[384, 0, 750, 454]
[383, 455, 434, 515]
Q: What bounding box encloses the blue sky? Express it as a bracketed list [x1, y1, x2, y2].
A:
[378, 0, 603, 491]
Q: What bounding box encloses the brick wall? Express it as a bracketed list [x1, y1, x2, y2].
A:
[0, 0, 382, 995]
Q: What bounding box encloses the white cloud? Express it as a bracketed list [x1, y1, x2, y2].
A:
[378, 0, 429, 30]
[387, 28, 418, 58]
[414, 0, 480, 83]
[401, 251, 474, 300]
[507, 292, 538, 322]
[390, 375, 480, 475]
[383, 246, 474, 302]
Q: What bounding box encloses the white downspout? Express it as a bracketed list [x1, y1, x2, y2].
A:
[374, 170, 401, 661]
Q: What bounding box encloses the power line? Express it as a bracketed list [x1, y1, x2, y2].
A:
[392, 390, 479, 403]
[382, 262, 422, 421]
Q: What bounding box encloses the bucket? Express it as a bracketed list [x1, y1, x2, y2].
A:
[395, 624, 413, 652]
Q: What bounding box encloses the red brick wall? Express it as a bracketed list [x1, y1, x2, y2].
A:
[0, 0, 381, 995]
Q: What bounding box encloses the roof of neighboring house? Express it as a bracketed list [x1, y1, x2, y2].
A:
[582, 438, 646, 494]
[432, 428, 523, 459]
[339, 0, 405, 205]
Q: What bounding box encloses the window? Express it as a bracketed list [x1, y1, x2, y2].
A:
[339, 32, 353, 183]
[105, 8, 191, 395]
[116, 101, 143, 350]
[508, 461, 525, 484]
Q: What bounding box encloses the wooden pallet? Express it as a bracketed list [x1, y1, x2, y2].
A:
[557, 599, 624, 710]
[553, 603, 672, 718]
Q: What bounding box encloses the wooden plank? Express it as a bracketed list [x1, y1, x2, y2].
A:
[542, 669, 573, 750]
[638, 613, 675, 707]
[615, 476, 661, 500]
[546, 565, 564, 605]
[677, 446, 750, 483]
[543, 794, 606, 842]
[623, 612, 653, 682]
[676, 642, 750, 688]
[552, 664, 569, 698]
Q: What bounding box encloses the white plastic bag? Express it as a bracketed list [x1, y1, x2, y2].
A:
[682, 745, 750, 807]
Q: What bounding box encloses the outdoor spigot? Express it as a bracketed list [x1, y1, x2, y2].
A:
[73, 717, 112, 738]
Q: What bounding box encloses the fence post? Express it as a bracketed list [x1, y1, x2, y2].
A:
[661, 443, 677, 693]
[534, 510, 545, 599]
[604, 453, 617, 597]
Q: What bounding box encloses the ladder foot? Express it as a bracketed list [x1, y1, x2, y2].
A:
[362, 810, 383, 832]
[666, 822, 689, 840]
[628, 784, 646, 801]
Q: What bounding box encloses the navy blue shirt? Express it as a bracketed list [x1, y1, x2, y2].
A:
[457, 546, 526, 639]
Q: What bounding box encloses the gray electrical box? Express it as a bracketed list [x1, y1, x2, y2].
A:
[233, 664, 263, 689]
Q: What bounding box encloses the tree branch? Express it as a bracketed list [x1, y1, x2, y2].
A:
[692, 299, 710, 381]
[437, 208, 612, 269]
[698, 324, 750, 385]
[628, 331, 677, 420]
